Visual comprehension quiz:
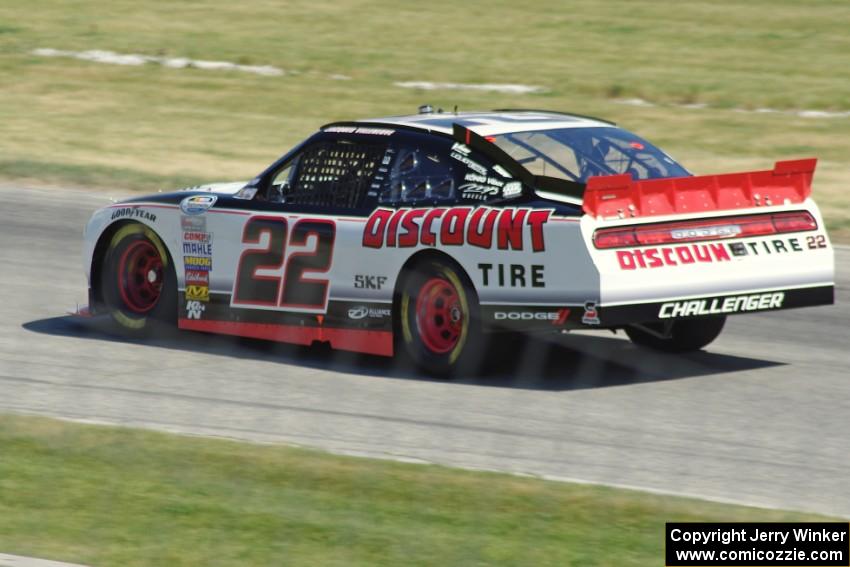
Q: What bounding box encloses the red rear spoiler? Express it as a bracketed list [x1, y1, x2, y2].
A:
[582, 158, 816, 219]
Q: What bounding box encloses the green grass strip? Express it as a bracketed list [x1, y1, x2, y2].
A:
[0, 415, 832, 567]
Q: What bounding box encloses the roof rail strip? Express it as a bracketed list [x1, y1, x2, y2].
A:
[491, 108, 616, 126]
[320, 120, 452, 137]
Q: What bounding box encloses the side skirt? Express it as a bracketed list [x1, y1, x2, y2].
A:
[179, 319, 393, 357]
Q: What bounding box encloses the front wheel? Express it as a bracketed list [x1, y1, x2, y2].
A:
[99, 223, 177, 335]
[397, 259, 483, 377]
[625, 316, 726, 353]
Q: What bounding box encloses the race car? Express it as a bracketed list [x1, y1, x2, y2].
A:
[82, 109, 835, 375]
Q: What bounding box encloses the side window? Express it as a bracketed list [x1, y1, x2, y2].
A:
[380, 147, 456, 204]
[268, 159, 298, 204]
[377, 135, 521, 206]
[592, 134, 672, 179]
[267, 140, 385, 209]
[495, 131, 579, 179]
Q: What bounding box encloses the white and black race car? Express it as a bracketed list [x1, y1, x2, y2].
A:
[82, 109, 835, 375]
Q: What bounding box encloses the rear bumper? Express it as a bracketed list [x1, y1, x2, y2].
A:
[581, 198, 835, 328]
[479, 284, 833, 333]
[596, 284, 833, 327]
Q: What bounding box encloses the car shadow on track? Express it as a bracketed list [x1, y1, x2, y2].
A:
[23, 316, 784, 392]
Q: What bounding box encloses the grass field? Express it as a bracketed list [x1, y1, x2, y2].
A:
[0, 1, 849, 238]
[0, 414, 834, 567]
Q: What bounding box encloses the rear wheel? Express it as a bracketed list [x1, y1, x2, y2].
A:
[625, 316, 726, 352]
[99, 223, 176, 335]
[397, 259, 483, 377]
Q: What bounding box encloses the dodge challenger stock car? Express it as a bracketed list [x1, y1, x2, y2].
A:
[81, 109, 835, 375]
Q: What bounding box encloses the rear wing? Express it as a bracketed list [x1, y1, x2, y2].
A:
[583, 159, 817, 220]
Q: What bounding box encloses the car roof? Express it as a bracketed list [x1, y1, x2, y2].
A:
[359, 109, 615, 137]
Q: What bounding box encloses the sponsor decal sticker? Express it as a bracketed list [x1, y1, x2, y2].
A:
[180, 194, 217, 215]
[182, 229, 213, 294]
[670, 224, 741, 240]
[729, 236, 817, 256]
[363, 207, 551, 252]
[110, 207, 157, 222]
[658, 292, 784, 319]
[477, 263, 544, 288]
[459, 182, 500, 200]
[451, 142, 471, 155]
[324, 126, 395, 136]
[617, 243, 731, 270]
[449, 142, 488, 175]
[492, 164, 512, 178]
[354, 275, 388, 290]
[184, 256, 212, 271]
[348, 305, 392, 320]
[183, 231, 212, 243]
[495, 311, 561, 321]
[181, 215, 207, 231]
[186, 300, 206, 319]
[493, 309, 570, 326]
[464, 172, 505, 187]
[182, 241, 213, 255]
[582, 302, 600, 325]
[185, 270, 209, 285]
[502, 181, 522, 198]
[185, 285, 210, 302]
[615, 236, 824, 270]
[460, 172, 511, 201]
[553, 308, 570, 326]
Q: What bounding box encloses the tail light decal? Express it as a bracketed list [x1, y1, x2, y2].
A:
[593, 211, 817, 249]
[583, 158, 816, 219]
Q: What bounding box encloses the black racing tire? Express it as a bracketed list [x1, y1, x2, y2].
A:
[99, 223, 177, 336]
[625, 316, 726, 353]
[396, 258, 483, 377]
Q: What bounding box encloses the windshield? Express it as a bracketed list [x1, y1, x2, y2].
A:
[491, 127, 689, 183]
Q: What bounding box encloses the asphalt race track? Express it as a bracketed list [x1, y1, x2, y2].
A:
[2, 184, 848, 517]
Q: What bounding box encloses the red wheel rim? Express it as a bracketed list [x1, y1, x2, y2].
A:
[415, 277, 464, 354]
[117, 240, 164, 314]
